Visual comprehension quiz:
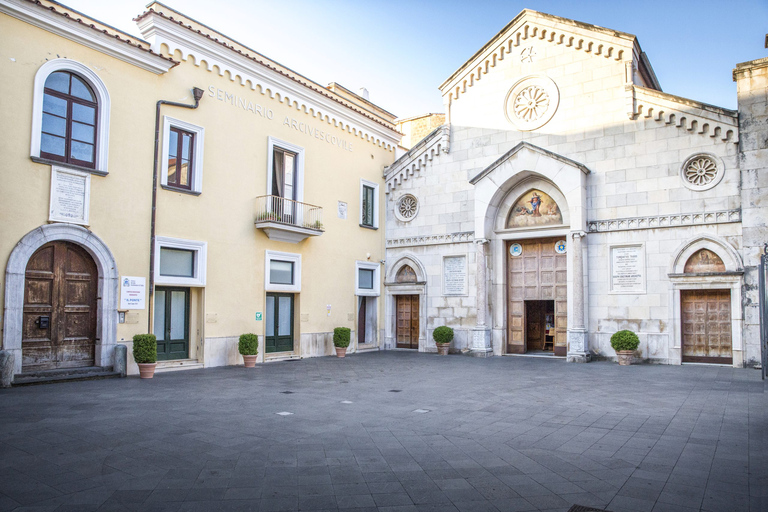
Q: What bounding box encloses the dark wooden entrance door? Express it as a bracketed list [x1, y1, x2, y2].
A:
[266, 293, 294, 353]
[681, 289, 732, 364]
[396, 295, 419, 349]
[22, 241, 97, 371]
[154, 287, 189, 360]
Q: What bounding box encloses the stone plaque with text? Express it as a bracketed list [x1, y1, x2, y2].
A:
[49, 167, 90, 225]
[611, 245, 645, 293]
[443, 255, 467, 295]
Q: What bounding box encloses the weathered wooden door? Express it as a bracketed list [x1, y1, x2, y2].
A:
[681, 289, 732, 364]
[22, 241, 97, 371]
[154, 287, 190, 360]
[508, 239, 567, 355]
[396, 295, 419, 349]
[266, 293, 294, 353]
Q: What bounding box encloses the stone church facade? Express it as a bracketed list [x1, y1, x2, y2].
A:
[384, 10, 767, 367]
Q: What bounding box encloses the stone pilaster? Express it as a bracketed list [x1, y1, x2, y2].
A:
[567, 231, 590, 363]
[471, 238, 492, 356]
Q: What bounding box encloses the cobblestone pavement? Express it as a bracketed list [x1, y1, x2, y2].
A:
[0, 352, 766, 512]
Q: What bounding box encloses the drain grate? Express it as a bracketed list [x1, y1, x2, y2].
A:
[280, 391, 294, 394]
[388, 389, 402, 393]
[568, 506, 611, 512]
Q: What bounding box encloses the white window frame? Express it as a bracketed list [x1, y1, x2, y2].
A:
[161, 116, 205, 193]
[266, 250, 301, 292]
[30, 59, 111, 174]
[267, 137, 305, 202]
[355, 261, 380, 296]
[154, 236, 207, 287]
[359, 179, 379, 228]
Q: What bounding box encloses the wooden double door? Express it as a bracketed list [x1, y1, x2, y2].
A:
[154, 287, 190, 360]
[22, 241, 97, 372]
[396, 295, 419, 349]
[681, 289, 732, 364]
[507, 238, 567, 355]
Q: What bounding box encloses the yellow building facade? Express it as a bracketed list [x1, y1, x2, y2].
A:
[0, 0, 400, 377]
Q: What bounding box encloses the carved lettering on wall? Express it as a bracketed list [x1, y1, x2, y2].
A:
[611, 245, 646, 293]
[443, 256, 467, 296]
[49, 167, 90, 225]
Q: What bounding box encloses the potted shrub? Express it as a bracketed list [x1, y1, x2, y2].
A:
[239, 333, 259, 368]
[433, 326, 454, 356]
[333, 327, 351, 358]
[611, 330, 640, 366]
[133, 334, 157, 379]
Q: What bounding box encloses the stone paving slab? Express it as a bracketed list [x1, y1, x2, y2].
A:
[0, 352, 765, 512]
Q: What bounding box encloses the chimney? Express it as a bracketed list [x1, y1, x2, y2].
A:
[359, 87, 369, 101]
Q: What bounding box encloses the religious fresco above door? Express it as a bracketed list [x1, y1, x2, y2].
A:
[506, 189, 562, 228]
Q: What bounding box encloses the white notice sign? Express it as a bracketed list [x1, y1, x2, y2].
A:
[49, 167, 90, 225]
[611, 245, 645, 293]
[120, 276, 146, 310]
[443, 256, 467, 295]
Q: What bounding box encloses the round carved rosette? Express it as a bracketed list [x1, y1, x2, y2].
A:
[680, 153, 724, 191]
[395, 194, 419, 222]
[504, 75, 560, 131]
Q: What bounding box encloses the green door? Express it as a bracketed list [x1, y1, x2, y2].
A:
[154, 287, 189, 360]
[266, 293, 293, 353]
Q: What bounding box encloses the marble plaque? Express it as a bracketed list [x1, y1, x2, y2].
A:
[443, 255, 467, 295]
[49, 167, 90, 225]
[611, 245, 645, 293]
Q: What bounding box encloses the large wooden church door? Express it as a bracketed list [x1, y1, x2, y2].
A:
[396, 295, 419, 349]
[22, 241, 97, 371]
[681, 290, 732, 364]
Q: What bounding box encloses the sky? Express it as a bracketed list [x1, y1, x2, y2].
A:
[58, 0, 767, 119]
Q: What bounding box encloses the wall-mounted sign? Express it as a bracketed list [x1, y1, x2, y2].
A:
[338, 201, 348, 219]
[611, 245, 645, 293]
[443, 255, 467, 295]
[255, 312, 262, 321]
[120, 276, 146, 310]
[49, 167, 90, 225]
[509, 243, 523, 257]
[555, 240, 567, 254]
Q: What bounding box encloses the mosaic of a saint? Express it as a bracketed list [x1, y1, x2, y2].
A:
[506, 189, 562, 228]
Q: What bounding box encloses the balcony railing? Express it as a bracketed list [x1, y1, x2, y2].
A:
[254, 195, 324, 243]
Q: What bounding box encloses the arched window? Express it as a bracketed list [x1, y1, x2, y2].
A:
[31, 59, 110, 174]
[41, 71, 98, 168]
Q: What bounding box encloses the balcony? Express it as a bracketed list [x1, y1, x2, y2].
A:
[254, 195, 324, 243]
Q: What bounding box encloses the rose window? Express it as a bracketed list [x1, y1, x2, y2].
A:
[396, 194, 419, 221]
[684, 157, 718, 186]
[513, 86, 550, 122]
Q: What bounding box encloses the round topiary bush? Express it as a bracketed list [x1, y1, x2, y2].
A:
[432, 326, 454, 345]
[333, 327, 351, 348]
[610, 330, 640, 351]
[238, 333, 259, 355]
[132, 334, 157, 364]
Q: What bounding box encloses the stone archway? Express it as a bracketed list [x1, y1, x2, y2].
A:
[384, 255, 428, 351]
[3, 224, 119, 374]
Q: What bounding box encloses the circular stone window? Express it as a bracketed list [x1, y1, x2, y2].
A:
[504, 75, 560, 131]
[395, 194, 419, 222]
[680, 153, 725, 191]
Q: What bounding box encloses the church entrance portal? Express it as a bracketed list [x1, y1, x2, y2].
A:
[507, 238, 567, 355]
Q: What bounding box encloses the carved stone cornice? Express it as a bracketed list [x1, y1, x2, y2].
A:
[384, 125, 449, 194]
[588, 209, 740, 233]
[627, 85, 738, 144]
[387, 231, 474, 248]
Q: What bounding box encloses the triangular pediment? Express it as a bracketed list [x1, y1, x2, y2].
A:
[470, 142, 589, 185]
[440, 9, 659, 103]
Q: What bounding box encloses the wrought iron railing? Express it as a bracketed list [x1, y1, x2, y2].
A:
[254, 195, 324, 231]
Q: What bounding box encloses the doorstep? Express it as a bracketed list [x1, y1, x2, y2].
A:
[13, 366, 122, 386]
[155, 359, 204, 372]
[264, 354, 301, 363]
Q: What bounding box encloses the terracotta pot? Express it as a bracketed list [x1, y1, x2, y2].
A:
[437, 344, 450, 356]
[242, 354, 258, 368]
[616, 350, 634, 366]
[335, 346, 347, 358]
[138, 363, 156, 379]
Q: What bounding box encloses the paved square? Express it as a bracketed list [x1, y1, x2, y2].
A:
[1, 352, 766, 512]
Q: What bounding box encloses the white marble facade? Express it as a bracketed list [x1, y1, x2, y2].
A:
[384, 10, 765, 367]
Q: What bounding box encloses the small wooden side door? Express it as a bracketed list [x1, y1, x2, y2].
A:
[22, 241, 97, 371]
[396, 295, 419, 349]
[682, 289, 732, 364]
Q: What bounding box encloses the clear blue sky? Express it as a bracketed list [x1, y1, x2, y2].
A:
[60, 0, 767, 118]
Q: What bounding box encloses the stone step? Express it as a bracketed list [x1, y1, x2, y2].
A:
[155, 359, 204, 372]
[13, 367, 122, 386]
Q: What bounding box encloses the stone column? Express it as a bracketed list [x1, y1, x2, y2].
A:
[567, 231, 590, 362]
[471, 239, 492, 357]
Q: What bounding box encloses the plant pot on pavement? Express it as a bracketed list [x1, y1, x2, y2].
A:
[137, 363, 156, 379]
[242, 355, 258, 367]
[333, 327, 351, 358]
[616, 350, 634, 366]
[610, 330, 640, 366]
[335, 346, 347, 358]
[436, 343, 450, 356]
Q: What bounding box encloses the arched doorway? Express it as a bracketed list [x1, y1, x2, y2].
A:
[22, 241, 98, 371]
[384, 256, 427, 351]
